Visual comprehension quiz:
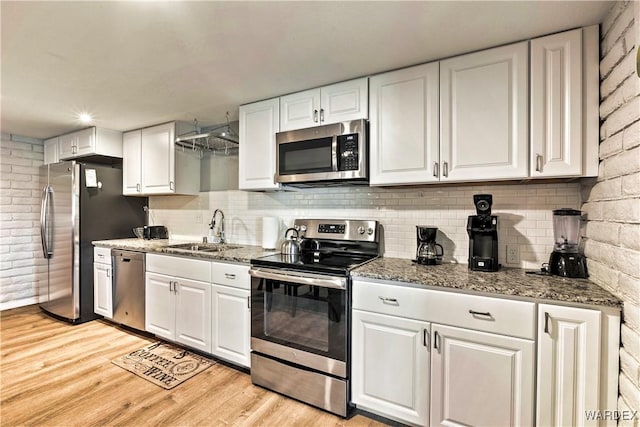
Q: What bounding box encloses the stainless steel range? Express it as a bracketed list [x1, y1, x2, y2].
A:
[249, 219, 380, 417]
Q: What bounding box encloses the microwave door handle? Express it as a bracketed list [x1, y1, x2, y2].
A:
[331, 135, 338, 171]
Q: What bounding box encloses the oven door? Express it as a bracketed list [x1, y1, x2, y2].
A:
[250, 267, 348, 375]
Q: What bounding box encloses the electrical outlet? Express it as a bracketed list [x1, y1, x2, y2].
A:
[506, 245, 520, 265]
[195, 212, 203, 224]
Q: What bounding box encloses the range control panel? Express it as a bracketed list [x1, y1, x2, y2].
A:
[293, 219, 379, 242]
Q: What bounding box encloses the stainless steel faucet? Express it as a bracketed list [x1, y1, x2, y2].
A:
[209, 209, 225, 243]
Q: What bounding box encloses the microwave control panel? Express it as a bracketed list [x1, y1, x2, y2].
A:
[337, 134, 359, 171]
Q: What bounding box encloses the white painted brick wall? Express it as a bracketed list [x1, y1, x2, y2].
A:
[583, 0, 640, 417]
[0, 134, 45, 310]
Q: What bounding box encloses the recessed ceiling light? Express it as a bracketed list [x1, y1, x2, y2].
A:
[78, 113, 92, 123]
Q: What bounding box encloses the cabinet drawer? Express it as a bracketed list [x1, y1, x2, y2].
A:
[352, 280, 536, 340]
[211, 262, 250, 289]
[146, 254, 211, 282]
[94, 247, 112, 266]
[428, 291, 536, 340]
[353, 280, 431, 321]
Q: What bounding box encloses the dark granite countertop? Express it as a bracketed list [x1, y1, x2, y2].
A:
[352, 258, 622, 308]
[92, 238, 277, 264]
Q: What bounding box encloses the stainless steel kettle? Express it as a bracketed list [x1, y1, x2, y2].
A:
[281, 228, 301, 255]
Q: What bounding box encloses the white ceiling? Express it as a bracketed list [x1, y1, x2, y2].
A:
[1, 1, 614, 140]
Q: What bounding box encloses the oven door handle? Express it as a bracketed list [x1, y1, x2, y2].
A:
[249, 267, 347, 290]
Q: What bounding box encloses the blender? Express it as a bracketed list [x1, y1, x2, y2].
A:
[548, 209, 587, 278]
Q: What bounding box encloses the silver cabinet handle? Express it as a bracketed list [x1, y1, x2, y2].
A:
[247, 296, 251, 309]
[225, 273, 236, 280]
[169, 281, 173, 292]
[433, 162, 439, 177]
[544, 312, 551, 334]
[434, 330, 441, 353]
[378, 296, 398, 303]
[313, 109, 319, 123]
[536, 154, 543, 172]
[423, 329, 429, 349]
[169, 181, 174, 191]
[136, 183, 141, 192]
[443, 162, 449, 177]
[319, 108, 325, 123]
[106, 268, 111, 278]
[469, 310, 493, 318]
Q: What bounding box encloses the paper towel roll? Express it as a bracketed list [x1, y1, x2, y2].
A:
[262, 217, 279, 249]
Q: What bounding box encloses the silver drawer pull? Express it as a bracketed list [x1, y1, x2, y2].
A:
[378, 296, 398, 303]
[225, 273, 236, 280]
[469, 310, 493, 318]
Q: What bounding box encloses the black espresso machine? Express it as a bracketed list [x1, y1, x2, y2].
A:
[467, 194, 499, 271]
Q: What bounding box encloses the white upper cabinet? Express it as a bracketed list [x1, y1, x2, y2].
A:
[531, 26, 599, 178]
[58, 127, 123, 160]
[369, 62, 440, 185]
[122, 130, 142, 195]
[280, 77, 368, 131]
[440, 41, 529, 181]
[239, 98, 280, 190]
[44, 137, 59, 165]
[122, 122, 200, 196]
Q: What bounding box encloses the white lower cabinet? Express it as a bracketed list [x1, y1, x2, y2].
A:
[352, 310, 430, 426]
[210, 261, 251, 368]
[430, 324, 534, 427]
[145, 254, 212, 353]
[536, 304, 602, 427]
[93, 247, 112, 318]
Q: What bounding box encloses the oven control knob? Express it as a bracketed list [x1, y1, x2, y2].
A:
[357, 226, 365, 235]
[300, 225, 307, 232]
[367, 227, 374, 236]
[294, 225, 300, 231]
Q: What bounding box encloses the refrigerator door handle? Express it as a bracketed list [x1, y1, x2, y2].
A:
[40, 186, 51, 258]
[40, 186, 54, 259]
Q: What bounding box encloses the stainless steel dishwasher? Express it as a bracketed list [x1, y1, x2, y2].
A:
[112, 249, 145, 331]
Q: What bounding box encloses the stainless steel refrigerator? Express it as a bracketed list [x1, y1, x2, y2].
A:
[38, 161, 147, 323]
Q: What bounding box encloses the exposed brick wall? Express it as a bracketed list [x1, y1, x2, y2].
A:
[582, 1, 640, 422]
[0, 134, 45, 310]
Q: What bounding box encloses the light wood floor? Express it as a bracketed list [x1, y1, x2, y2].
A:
[0, 305, 388, 427]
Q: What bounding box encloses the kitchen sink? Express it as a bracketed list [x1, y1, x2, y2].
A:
[167, 243, 243, 252]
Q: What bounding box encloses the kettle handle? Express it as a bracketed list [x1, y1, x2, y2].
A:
[285, 227, 299, 240]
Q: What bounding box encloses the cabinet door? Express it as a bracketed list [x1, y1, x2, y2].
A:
[531, 29, 583, 178]
[239, 98, 280, 190]
[44, 137, 59, 165]
[145, 272, 175, 340]
[122, 130, 142, 195]
[280, 88, 320, 131]
[73, 128, 96, 156]
[211, 284, 250, 367]
[369, 62, 439, 185]
[58, 133, 76, 159]
[175, 278, 211, 353]
[320, 78, 368, 125]
[93, 263, 112, 318]
[430, 324, 534, 427]
[352, 310, 430, 426]
[440, 41, 529, 181]
[536, 304, 601, 427]
[141, 123, 175, 194]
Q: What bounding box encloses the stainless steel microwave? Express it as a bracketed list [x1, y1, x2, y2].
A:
[275, 119, 368, 185]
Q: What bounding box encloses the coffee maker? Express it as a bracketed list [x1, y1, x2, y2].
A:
[467, 194, 499, 271]
[415, 226, 444, 265]
[548, 209, 588, 278]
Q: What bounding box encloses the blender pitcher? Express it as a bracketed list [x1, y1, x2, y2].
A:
[552, 209, 582, 253]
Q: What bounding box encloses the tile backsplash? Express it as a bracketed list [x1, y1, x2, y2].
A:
[149, 182, 581, 269]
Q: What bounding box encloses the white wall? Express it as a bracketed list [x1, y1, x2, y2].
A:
[0, 134, 45, 310]
[582, 0, 640, 419]
[150, 182, 582, 269]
